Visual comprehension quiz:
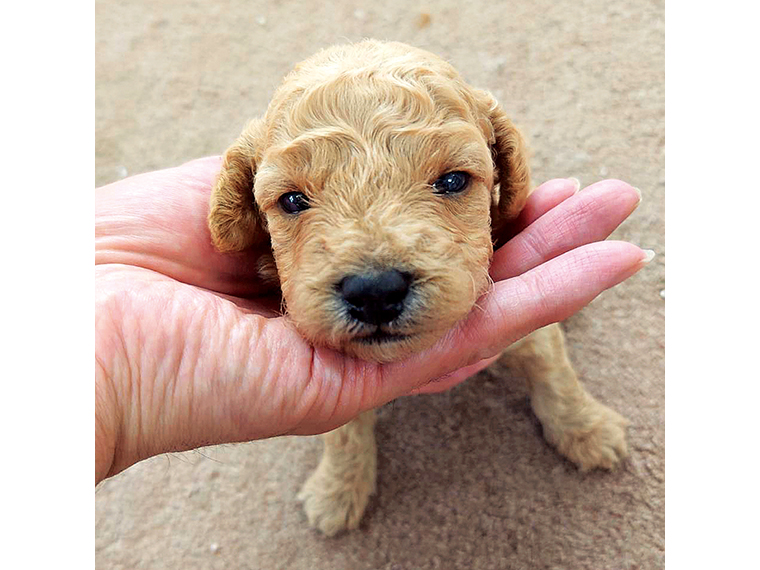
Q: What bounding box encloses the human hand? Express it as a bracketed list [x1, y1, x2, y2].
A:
[95, 157, 648, 483]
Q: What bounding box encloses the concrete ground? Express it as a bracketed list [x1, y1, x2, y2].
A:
[95, 0, 664, 568]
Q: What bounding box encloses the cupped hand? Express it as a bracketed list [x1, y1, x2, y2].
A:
[95, 157, 648, 483]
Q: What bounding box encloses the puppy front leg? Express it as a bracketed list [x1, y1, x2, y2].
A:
[297, 410, 377, 536]
[506, 323, 629, 471]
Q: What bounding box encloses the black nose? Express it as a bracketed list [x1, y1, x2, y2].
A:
[339, 270, 412, 325]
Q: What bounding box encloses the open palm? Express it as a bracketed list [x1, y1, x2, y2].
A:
[95, 156, 646, 482]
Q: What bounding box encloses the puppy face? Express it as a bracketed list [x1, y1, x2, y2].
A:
[209, 41, 530, 363]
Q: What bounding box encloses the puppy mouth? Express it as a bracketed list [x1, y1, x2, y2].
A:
[352, 329, 412, 345]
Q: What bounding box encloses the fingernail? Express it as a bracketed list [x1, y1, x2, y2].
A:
[633, 186, 643, 204]
[569, 177, 581, 193]
[641, 249, 656, 264]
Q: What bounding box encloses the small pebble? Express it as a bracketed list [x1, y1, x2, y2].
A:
[209, 543, 221, 554]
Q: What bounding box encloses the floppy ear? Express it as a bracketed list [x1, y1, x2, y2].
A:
[208, 119, 269, 253]
[480, 93, 532, 248]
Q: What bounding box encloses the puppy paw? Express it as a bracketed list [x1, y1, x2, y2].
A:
[297, 464, 375, 536]
[545, 402, 630, 471]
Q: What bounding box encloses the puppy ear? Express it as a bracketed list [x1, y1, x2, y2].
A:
[208, 119, 269, 253]
[480, 93, 532, 247]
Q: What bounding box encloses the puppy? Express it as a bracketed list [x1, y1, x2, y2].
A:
[208, 40, 628, 536]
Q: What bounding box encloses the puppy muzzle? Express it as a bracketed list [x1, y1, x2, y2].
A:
[337, 269, 413, 326]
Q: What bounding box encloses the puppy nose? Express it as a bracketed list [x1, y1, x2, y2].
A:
[339, 270, 412, 325]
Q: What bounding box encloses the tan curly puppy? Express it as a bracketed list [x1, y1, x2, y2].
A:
[208, 40, 628, 536]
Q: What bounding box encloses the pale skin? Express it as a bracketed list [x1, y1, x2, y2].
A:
[95, 156, 649, 485]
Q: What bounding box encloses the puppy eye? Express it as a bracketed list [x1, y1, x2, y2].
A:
[432, 171, 470, 195]
[278, 191, 311, 214]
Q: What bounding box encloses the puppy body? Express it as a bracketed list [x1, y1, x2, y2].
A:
[209, 40, 628, 536]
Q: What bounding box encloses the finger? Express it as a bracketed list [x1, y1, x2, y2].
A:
[96, 157, 270, 296]
[409, 354, 500, 395]
[491, 179, 641, 282]
[379, 241, 651, 399]
[176, 155, 223, 186]
[508, 178, 581, 237]
[471, 241, 651, 359]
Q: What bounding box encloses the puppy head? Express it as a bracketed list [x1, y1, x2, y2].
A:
[209, 41, 530, 362]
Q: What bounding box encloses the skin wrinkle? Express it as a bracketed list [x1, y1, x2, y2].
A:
[459, 301, 509, 366]
[302, 350, 348, 433]
[136, 285, 181, 459]
[320, 356, 379, 430]
[563, 243, 628, 286]
[301, 344, 319, 421]
[279, 328, 341, 433]
[95, 310, 124, 480]
[269, 338, 341, 436]
[113, 278, 233, 464]
[267, 334, 313, 430]
[117, 291, 145, 472]
[175, 294, 233, 444]
[205, 305, 288, 443]
[96, 277, 145, 475]
[513, 219, 553, 275]
[530, 197, 603, 272]
[511, 267, 562, 331]
[156, 298, 185, 412]
[226, 313, 269, 438]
